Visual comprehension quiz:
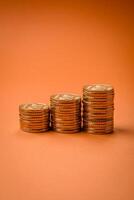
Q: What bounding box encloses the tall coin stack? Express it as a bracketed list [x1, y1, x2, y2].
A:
[50, 94, 81, 133]
[19, 103, 50, 133]
[83, 84, 114, 134]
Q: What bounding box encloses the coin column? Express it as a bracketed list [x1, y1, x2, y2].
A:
[50, 94, 81, 133]
[83, 84, 114, 134]
[19, 103, 50, 133]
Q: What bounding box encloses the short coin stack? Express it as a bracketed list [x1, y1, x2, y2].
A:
[19, 103, 50, 133]
[83, 84, 114, 134]
[50, 94, 81, 133]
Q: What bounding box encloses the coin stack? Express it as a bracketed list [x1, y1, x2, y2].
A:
[50, 94, 81, 133]
[83, 84, 114, 134]
[19, 103, 50, 133]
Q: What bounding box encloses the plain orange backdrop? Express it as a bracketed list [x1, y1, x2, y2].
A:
[0, 1, 134, 200]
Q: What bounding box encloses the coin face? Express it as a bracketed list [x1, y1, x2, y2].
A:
[19, 103, 49, 111]
[50, 93, 81, 102]
[83, 84, 114, 92]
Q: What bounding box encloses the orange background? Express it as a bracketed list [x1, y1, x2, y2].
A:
[0, 1, 134, 200]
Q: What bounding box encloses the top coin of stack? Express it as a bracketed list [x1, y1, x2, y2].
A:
[83, 84, 114, 134]
[19, 103, 50, 133]
[50, 94, 81, 133]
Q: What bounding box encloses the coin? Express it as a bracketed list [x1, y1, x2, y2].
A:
[19, 103, 49, 111]
[50, 93, 81, 102]
[50, 93, 81, 133]
[83, 84, 114, 134]
[20, 127, 49, 133]
[52, 128, 81, 134]
[83, 84, 114, 92]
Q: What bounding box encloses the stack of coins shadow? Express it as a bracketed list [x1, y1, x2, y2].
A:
[83, 84, 114, 134]
[50, 94, 81, 133]
[19, 103, 50, 133]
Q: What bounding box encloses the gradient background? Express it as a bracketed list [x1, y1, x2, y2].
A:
[1, 1, 134, 200]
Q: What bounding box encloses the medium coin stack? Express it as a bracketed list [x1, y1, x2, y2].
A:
[83, 84, 114, 134]
[50, 94, 81, 133]
[19, 103, 50, 133]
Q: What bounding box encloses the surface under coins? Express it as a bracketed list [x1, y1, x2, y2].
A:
[50, 94, 81, 133]
[19, 103, 50, 133]
[83, 84, 114, 134]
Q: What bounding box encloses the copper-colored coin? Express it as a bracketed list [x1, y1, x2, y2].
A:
[51, 117, 81, 123]
[53, 128, 81, 133]
[51, 121, 80, 126]
[19, 111, 49, 116]
[84, 118, 113, 123]
[51, 112, 81, 116]
[20, 121, 49, 126]
[51, 120, 81, 126]
[83, 124, 113, 128]
[83, 109, 114, 114]
[83, 91, 114, 96]
[21, 127, 49, 133]
[83, 84, 114, 92]
[83, 119, 113, 123]
[83, 97, 114, 102]
[20, 126, 49, 131]
[19, 113, 49, 118]
[50, 93, 81, 102]
[51, 103, 81, 107]
[50, 101, 81, 106]
[83, 100, 113, 105]
[83, 91, 114, 95]
[52, 127, 81, 132]
[85, 127, 113, 131]
[83, 106, 113, 110]
[83, 113, 113, 118]
[51, 109, 81, 113]
[83, 128, 113, 134]
[20, 116, 49, 122]
[19, 103, 49, 112]
[20, 122, 48, 128]
[20, 113, 49, 118]
[20, 121, 49, 127]
[83, 124, 113, 129]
